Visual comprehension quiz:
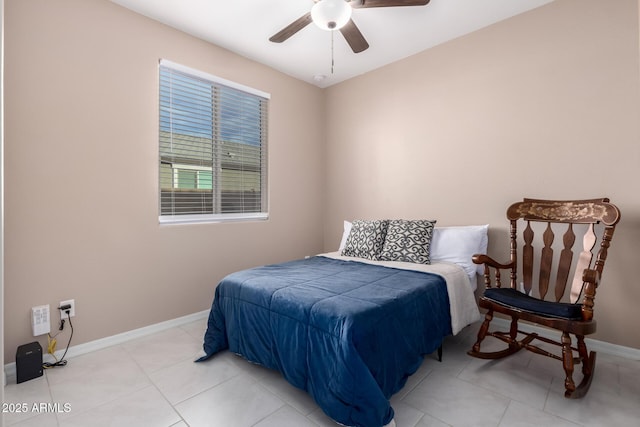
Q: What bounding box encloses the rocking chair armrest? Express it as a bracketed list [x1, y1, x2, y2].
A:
[580, 268, 601, 321]
[473, 254, 514, 290]
[582, 268, 601, 287]
[472, 254, 513, 270]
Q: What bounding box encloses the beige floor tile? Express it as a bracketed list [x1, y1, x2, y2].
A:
[544, 373, 640, 427]
[48, 348, 151, 420]
[44, 346, 135, 386]
[121, 327, 202, 374]
[253, 405, 320, 427]
[459, 356, 553, 410]
[3, 376, 53, 426]
[4, 412, 59, 427]
[499, 400, 580, 427]
[149, 353, 241, 405]
[175, 374, 284, 427]
[59, 385, 180, 427]
[179, 318, 208, 341]
[402, 371, 510, 426]
[414, 413, 451, 427]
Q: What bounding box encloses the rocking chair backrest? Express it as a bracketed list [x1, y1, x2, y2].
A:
[505, 198, 620, 312]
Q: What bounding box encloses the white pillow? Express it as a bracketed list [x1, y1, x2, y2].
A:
[338, 220, 353, 252]
[430, 225, 489, 279]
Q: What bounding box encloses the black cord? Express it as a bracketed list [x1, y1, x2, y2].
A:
[43, 310, 73, 368]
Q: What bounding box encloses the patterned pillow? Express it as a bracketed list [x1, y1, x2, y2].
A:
[379, 219, 436, 264]
[341, 220, 389, 260]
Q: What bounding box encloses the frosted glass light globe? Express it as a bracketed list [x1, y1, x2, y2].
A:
[311, 0, 352, 31]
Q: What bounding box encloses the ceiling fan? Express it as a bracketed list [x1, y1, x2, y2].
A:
[269, 0, 431, 54]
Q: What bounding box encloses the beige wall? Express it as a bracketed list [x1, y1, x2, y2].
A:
[324, 0, 640, 349]
[3, 0, 326, 362]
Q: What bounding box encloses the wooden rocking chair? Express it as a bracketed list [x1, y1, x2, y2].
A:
[468, 198, 621, 398]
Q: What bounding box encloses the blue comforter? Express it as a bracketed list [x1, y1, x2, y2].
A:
[198, 256, 452, 427]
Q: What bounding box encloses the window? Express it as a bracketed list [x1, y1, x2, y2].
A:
[159, 60, 269, 224]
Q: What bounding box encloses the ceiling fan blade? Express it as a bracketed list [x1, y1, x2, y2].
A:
[340, 19, 369, 53]
[350, 0, 430, 8]
[269, 12, 313, 43]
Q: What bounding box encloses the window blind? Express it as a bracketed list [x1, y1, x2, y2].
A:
[159, 60, 269, 224]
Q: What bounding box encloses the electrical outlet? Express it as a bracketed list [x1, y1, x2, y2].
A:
[32, 305, 51, 336]
[59, 299, 75, 319]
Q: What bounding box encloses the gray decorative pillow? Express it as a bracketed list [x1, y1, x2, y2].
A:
[379, 219, 436, 264]
[341, 220, 389, 260]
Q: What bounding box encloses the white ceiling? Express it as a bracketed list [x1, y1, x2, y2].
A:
[110, 0, 553, 88]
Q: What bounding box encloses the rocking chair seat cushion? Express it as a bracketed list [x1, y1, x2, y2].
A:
[484, 288, 583, 320]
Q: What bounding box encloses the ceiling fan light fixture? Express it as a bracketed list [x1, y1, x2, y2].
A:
[311, 0, 352, 31]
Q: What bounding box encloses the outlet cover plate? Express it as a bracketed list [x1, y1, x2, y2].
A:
[59, 299, 75, 319]
[32, 305, 51, 336]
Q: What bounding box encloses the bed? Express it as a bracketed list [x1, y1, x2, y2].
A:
[198, 221, 484, 427]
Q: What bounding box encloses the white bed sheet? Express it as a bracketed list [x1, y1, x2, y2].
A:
[319, 252, 481, 335]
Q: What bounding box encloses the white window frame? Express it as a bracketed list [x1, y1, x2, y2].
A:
[159, 59, 270, 225]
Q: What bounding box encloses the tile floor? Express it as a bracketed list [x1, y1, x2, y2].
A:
[3, 318, 640, 427]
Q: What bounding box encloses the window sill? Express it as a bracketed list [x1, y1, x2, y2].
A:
[159, 213, 269, 226]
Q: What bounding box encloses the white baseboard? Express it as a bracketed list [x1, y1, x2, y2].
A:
[492, 317, 640, 360]
[4, 310, 209, 384]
